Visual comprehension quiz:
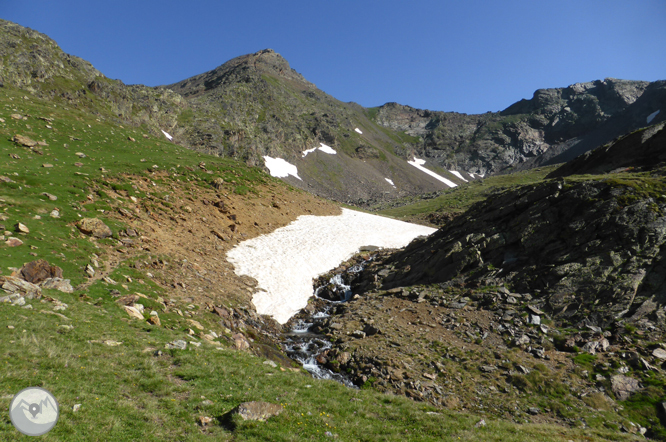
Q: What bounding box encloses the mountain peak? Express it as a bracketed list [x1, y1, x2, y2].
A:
[167, 48, 312, 96]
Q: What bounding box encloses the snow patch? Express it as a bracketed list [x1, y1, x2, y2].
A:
[449, 170, 468, 182]
[647, 110, 660, 124]
[318, 143, 337, 154]
[469, 173, 475, 178]
[226, 209, 436, 323]
[385, 178, 396, 187]
[407, 158, 458, 188]
[355, 128, 363, 134]
[263, 156, 301, 180]
[302, 143, 337, 157]
[161, 130, 173, 141]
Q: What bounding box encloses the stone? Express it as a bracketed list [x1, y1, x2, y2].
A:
[652, 348, 666, 360]
[2, 276, 41, 298]
[5, 237, 23, 247]
[528, 314, 541, 325]
[211, 178, 225, 189]
[116, 295, 139, 305]
[85, 265, 95, 277]
[475, 419, 486, 428]
[611, 375, 642, 400]
[236, 401, 283, 421]
[338, 351, 351, 364]
[13, 134, 37, 147]
[233, 333, 250, 350]
[123, 305, 144, 320]
[165, 340, 187, 350]
[189, 341, 201, 348]
[77, 218, 112, 238]
[15, 222, 29, 233]
[527, 407, 540, 415]
[582, 341, 599, 354]
[147, 315, 161, 326]
[514, 334, 530, 346]
[198, 416, 212, 426]
[19, 259, 62, 284]
[42, 192, 58, 201]
[187, 319, 204, 330]
[423, 372, 437, 380]
[50, 210, 60, 218]
[480, 365, 498, 373]
[263, 360, 277, 368]
[73, 404, 81, 413]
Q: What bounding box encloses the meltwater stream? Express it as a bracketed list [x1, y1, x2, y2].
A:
[281, 265, 365, 389]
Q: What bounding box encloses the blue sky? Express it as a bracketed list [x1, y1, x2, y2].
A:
[2, 1, 665, 114]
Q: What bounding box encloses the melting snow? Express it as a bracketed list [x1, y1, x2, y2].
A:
[408, 158, 458, 188]
[469, 173, 476, 178]
[449, 170, 468, 182]
[263, 156, 301, 180]
[226, 209, 436, 323]
[318, 143, 337, 154]
[355, 128, 363, 134]
[161, 130, 173, 141]
[385, 178, 396, 187]
[302, 143, 337, 157]
[647, 110, 660, 124]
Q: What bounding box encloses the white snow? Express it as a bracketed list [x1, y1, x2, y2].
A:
[408, 158, 458, 188]
[469, 173, 476, 178]
[449, 170, 468, 182]
[226, 208, 436, 323]
[647, 110, 660, 124]
[263, 156, 302, 180]
[355, 128, 363, 134]
[385, 178, 396, 187]
[302, 143, 337, 157]
[318, 143, 337, 154]
[161, 130, 173, 141]
[301, 147, 317, 157]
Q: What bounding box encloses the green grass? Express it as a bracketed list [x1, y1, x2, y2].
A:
[375, 166, 559, 221]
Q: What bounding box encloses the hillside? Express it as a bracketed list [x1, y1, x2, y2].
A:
[373, 79, 666, 176]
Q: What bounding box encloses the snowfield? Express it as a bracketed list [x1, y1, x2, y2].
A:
[226, 209, 436, 323]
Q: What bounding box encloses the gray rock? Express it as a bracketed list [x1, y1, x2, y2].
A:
[611, 375, 642, 400]
[40, 278, 74, 293]
[236, 401, 283, 421]
[165, 340, 187, 350]
[527, 407, 540, 415]
[653, 348, 666, 360]
[480, 365, 497, 373]
[263, 360, 277, 368]
[528, 314, 541, 325]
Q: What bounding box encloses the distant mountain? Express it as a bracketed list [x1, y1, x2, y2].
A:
[2, 18, 664, 205]
[374, 79, 666, 175]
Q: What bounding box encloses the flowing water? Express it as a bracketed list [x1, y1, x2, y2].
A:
[281, 263, 366, 388]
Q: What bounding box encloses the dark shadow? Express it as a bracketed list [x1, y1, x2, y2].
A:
[217, 408, 238, 432]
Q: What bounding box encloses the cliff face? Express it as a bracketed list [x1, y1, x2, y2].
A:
[374, 79, 666, 176]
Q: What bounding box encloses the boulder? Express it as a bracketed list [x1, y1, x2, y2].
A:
[77, 218, 112, 238]
[40, 278, 73, 293]
[236, 401, 283, 421]
[19, 259, 63, 284]
[165, 340, 187, 350]
[123, 305, 144, 320]
[611, 375, 642, 400]
[233, 333, 250, 350]
[5, 237, 23, 247]
[13, 134, 37, 147]
[1, 276, 41, 298]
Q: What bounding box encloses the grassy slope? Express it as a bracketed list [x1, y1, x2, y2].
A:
[0, 88, 640, 441]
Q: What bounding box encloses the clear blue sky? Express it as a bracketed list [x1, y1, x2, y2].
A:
[2, 1, 665, 114]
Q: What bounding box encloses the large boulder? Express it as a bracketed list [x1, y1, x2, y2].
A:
[236, 402, 283, 421]
[19, 259, 63, 284]
[611, 375, 642, 401]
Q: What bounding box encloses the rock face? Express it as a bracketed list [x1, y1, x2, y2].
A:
[374, 79, 666, 176]
[356, 178, 666, 327]
[611, 375, 642, 400]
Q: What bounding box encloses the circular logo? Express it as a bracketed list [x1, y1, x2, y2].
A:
[9, 387, 59, 436]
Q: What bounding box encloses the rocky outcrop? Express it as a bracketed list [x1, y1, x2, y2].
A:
[374, 79, 666, 176]
[359, 178, 666, 327]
